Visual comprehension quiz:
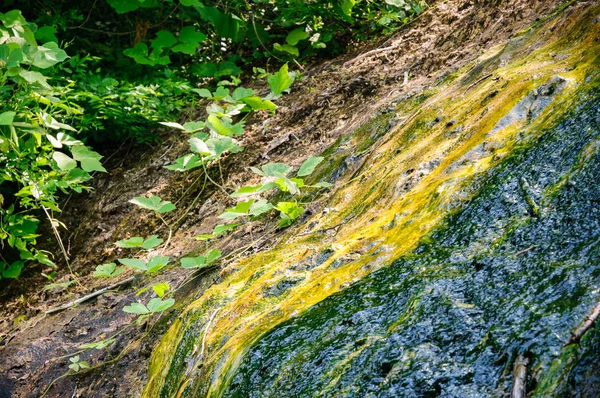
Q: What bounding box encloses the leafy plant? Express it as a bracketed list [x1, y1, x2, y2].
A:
[115, 235, 163, 250]
[68, 355, 90, 373]
[180, 249, 221, 269]
[118, 255, 170, 274]
[93, 263, 125, 278]
[123, 297, 175, 315]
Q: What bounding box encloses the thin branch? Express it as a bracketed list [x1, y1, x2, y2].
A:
[45, 276, 135, 315]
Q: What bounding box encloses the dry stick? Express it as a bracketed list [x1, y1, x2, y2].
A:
[515, 245, 537, 257]
[567, 301, 600, 346]
[511, 354, 529, 398]
[462, 73, 493, 96]
[200, 308, 221, 361]
[44, 276, 135, 315]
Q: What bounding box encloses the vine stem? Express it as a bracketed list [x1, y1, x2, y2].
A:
[157, 213, 172, 255]
[41, 205, 85, 289]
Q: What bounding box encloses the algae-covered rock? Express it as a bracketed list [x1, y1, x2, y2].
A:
[144, 3, 600, 397]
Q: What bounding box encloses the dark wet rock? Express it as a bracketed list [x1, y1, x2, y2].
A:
[224, 89, 600, 397]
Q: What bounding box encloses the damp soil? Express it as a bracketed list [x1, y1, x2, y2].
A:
[0, 0, 570, 397]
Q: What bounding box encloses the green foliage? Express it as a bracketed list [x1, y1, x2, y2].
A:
[68, 355, 90, 373]
[118, 255, 170, 274]
[115, 235, 163, 249]
[123, 297, 175, 315]
[180, 248, 221, 269]
[129, 196, 176, 213]
[93, 263, 125, 278]
[0, 11, 105, 280]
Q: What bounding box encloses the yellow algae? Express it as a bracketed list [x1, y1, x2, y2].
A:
[144, 5, 600, 397]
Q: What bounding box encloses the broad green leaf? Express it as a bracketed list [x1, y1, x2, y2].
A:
[93, 263, 124, 278]
[142, 235, 163, 249]
[268, 64, 294, 96]
[232, 87, 255, 100]
[123, 302, 150, 315]
[219, 200, 254, 219]
[152, 282, 170, 297]
[118, 258, 147, 271]
[276, 202, 304, 219]
[273, 43, 299, 57]
[192, 88, 213, 98]
[172, 26, 206, 55]
[262, 163, 293, 177]
[189, 137, 211, 155]
[213, 223, 238, 235]
[147, 297, 175, 313]
[182, 121, 205, 132]
[164, 154, 204, 171]
[31, 42, 68, 69]
[52, 152, 76, 171]
[242, 96, 278, 111]
[286, 28, 310, 45]
[34, 26, 58, 43]
[129, 196, 176, 213]
[146, 255, 170, 273]
[206, 136, 243, 157]
[151, 30, 177, 53]
[231, 185, 261, 198]
[47, 133, 81, 148]
[297, 156, 324, 176]
[71, 145, 106, 172]
[0, 111, 16, 126]
[249, 199, 273, 217]
[180, 256, 207, 269]
[2, 261, 23, 278]
[205, 248, 221, 264]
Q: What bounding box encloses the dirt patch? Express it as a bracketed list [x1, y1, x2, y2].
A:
[0, 0, 567, 396]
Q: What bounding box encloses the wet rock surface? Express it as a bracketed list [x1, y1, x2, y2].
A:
[224, 89, 600, 397]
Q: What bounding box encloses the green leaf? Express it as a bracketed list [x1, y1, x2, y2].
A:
[297, 156, 324, 177]
[146, 255, 169, 274]
[142, 235, 163, 249]
[159, 121, 186, 130]
[273, 43, 299, 57]
[276, 202, 304, 219]
[262, 163, 293, 177]
[123, 302, 150, 315]
[205, 248, 221, 264]
[115, 236, 145, 248]
[118, 258, 147, 271]
[172, 26, 206, 55]
[152, 282, 170, 297]
[192, 88, 213, 98]
[71, 145, 106, 172]
[164, 154, 204, 171]
[231, 185, 261, 198]
[47, 133, 82, 148]
[52, 152, 77, 171]
[35, 26, 58, 43]
[286, 28, 310, 45]
[31, 42, 68, 69]
[147, 297, 175, 313]
[151, 30, 177, 53]
[242, 96, 278, 111]
[0, 111, 16, 126]
[214, 223, 237, 235]
[2, 261, 23, 278]
[182, 121, 205, 132]
[219, 200, 254, 219]
[312, 181, 334, 188]
[129, 196, 176, 213]
[232, 87, 255, 100]
[189, 137, 211, 155]
[249, 199, 273, 217]
[268, 64, 295, 96]
[180, 256, 206, 269]
[93, 263, 124, 278]
[79, 338, 116, 350]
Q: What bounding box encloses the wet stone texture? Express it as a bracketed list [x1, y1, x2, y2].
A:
[223, 91, 600, 397]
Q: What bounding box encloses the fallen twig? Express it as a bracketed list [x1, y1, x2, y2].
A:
[463, 73, 493, 96]
[515, 245, 536, 257]
[45, 276, 135, 315]
[511, 354, 529, 398]
[567, 301, 600, 346]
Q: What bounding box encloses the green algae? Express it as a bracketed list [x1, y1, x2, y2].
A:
[144, 4, 600, 397]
